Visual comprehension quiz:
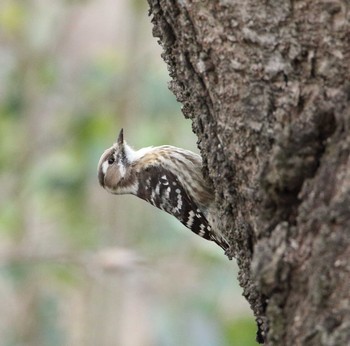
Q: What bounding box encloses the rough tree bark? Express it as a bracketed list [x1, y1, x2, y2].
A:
[147, 1, 350, 345]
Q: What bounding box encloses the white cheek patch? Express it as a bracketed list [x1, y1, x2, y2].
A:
[118, 163, 126, 177]
[102, 161, 109, 174]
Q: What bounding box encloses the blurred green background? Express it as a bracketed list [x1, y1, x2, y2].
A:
[0, 0, 256, 345]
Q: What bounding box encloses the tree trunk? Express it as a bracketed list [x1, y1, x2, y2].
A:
[147, 0, 350, 345]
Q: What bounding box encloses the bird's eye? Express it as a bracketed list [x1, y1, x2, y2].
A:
[108, 157, 115, 164]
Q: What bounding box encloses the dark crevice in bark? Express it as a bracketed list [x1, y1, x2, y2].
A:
[261, 108, 336, 229]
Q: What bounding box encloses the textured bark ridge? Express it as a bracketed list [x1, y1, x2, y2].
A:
[148, 1, 350, 345]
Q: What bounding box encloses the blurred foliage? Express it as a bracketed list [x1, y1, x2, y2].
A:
[225, 318, 258, 346]
[0, 1, 255, 345]
[0, 1, 26, 37]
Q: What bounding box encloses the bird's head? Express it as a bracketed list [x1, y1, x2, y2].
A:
[97, 129, 137, 194]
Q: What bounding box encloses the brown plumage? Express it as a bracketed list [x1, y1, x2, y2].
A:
[97, 129, 229, 253]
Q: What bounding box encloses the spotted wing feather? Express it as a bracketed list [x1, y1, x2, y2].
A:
[136, 166, 228, 251]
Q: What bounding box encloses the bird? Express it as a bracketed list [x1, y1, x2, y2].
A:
[97, 129, 229, 254]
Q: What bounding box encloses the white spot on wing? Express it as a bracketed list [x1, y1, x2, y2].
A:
[155, 183, 160, 195]
[161, 175, 169, 185]
[198, 224, 206, 236]
[186, 211, 195, 228]
[165, 187, 171, 200]
[177, 193, 182, 210]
